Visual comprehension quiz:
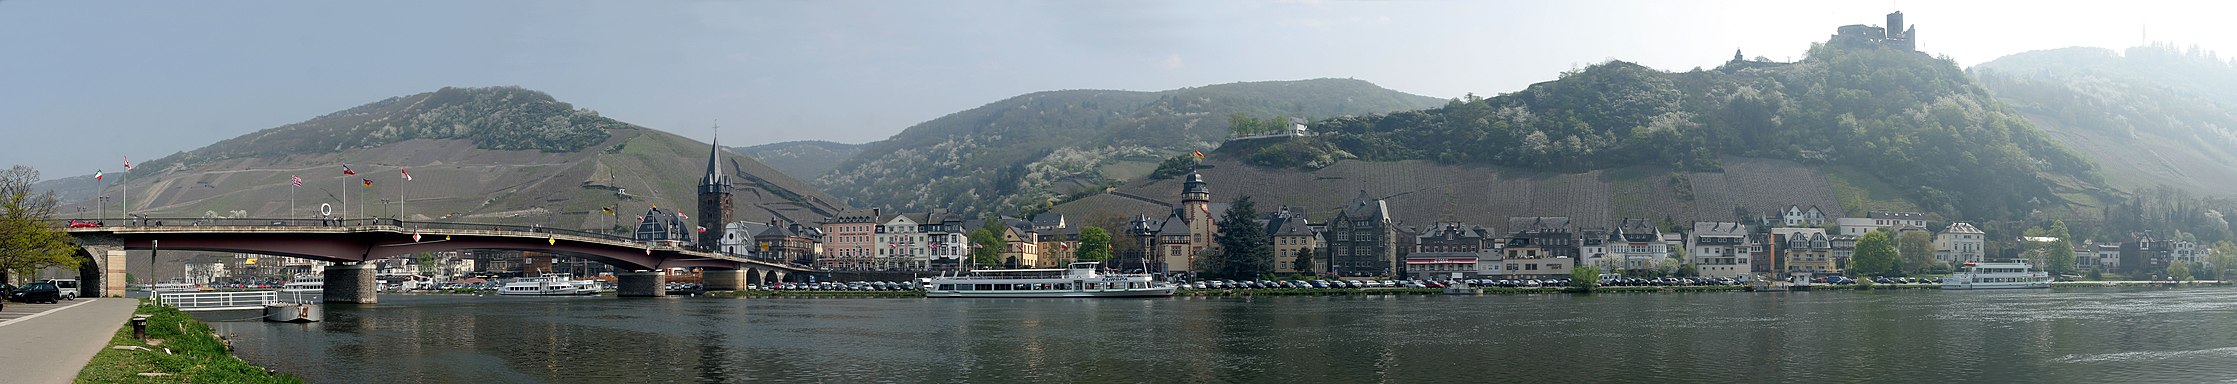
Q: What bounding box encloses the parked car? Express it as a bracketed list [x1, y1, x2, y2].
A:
[40, 279, 79, 300]
[10, 282, 61, 304]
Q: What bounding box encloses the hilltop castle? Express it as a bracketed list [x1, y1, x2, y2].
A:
[1831, 11, 1918, 51]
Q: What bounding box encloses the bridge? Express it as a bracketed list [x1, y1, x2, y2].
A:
[54, 218, 814, 302]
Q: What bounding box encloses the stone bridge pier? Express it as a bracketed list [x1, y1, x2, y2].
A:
[703, 269, 748, 291]
[74, 238, 128, 299]
[617, 271, 667, 297]
[323, 263, 378, 304]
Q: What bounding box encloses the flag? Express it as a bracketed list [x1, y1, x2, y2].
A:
[123, 156, 132, 171]
[677, 212, 687, 220]
[400, 169, 412, 181]
[1191, 150, 1204, 159]
[93, 170, 103, 181]
[601, 207, 614, 215]
[363, 179, 374, 187]
[291, 175, 303, 187]
[697, 226, 707, 233]
[341, 165, 356, 175]
[636, 215, 644, 222]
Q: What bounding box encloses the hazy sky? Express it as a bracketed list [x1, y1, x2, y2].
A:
[4, 0, 2233, 180]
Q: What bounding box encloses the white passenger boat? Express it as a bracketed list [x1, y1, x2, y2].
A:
[927, 262, 1175, 298]
[1940, 262, 2052, 290]
[151, 282, 199, 293]
[282, 280, 323, 293]
[498, 275, 593, 296]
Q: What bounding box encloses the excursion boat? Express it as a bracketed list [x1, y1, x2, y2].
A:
[927, 262, 1175, 298]
[1940, 262, 2052, 290]
[151, 282, 198, 293]
[282, 280, 324, 293]
[499, 275, 595, 296]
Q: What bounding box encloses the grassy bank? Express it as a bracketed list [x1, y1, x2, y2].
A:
[75, 302, 302, 384]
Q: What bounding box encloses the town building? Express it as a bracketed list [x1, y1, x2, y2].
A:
[752, 221, 821, 265]
[1266, 206, 1323, 274]
[1329, 191, 1399, 277]
[1406, 252, 1481, 280]
[1773, 227, 1836, 274]
[633, 207, 693, 245]
[2120, 232, 2173, 276]
[1782, 205, 1830, 228]
[920, 210, 969, 272]
[1611, 218, 1667, 272]
[1124, 171, 1223, 274]
[1688, 222, 1753, 279]
[1031, 213, 1081, 267]
[818, 208, 881, 270]
[719, 221, 773, 257]
[1837, 210, 1929, 236]
[1412, 222, 1492, 279]
[999, 217, 1043, 268]
[1933, 222, 1986, 264]
[1500, 217, 1576, 279]
[875, 213, 926, 270]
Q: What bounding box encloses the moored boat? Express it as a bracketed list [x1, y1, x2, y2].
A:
[1940, 262, 2052, 290]
[927, 262, 1174, 298]
[498, 275, 586, 296]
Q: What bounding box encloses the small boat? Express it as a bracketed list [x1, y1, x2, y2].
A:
[927, 262, 1175, 298]
[498, 275, 586, 296]
[151, 282, 198, 293]
[664, 282, 705, 296]
[263, 303, 323, 323]
[572, 279, 602, 295]
[1941, 262, 2052, 290]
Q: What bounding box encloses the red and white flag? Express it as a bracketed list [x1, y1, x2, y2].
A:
[400, 168, 412, 181]
[291, 175, 303, 187]
[341, 165, 356, 175]
[93, 170, 103, 181]
[123, 156, 133, 171]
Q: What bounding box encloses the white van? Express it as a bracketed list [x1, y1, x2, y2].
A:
[41, 279, 80, 300]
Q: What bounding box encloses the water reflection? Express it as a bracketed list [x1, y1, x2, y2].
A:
[203, 288, 2237, 383]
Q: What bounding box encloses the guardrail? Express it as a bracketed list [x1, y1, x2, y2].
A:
[46, 217, 826, 270]
[155, 290, 277, 311]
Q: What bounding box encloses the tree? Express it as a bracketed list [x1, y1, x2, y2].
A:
[0, 166, 79, 284]
[967, 225, 1003, 268]
[1897, 230, 1934, 274]
[1292, 247, 1315, 274]
[2167, 260, 2193, 281]
[1852, 230, 1898, 276]
[2037, 220, 2079, 275]
[1076, 226, 1112, 262]
[1213, 196, 1272, 278]
[1571, 265, 1601, 292]
[2210, 241, 2237, 280]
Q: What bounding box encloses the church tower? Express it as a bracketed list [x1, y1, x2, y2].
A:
[697, 131, 733, 247]
[1181, 171, 1215, 254]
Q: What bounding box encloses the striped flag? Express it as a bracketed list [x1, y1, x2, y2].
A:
[1191, 150, 1204, 159]
[291, 175, 303, 187]
[362, 179, 374, 187]
[400, 168, 412, 181]
[341, 165, 356, 175]
[93, 170, 103, 181]
[123, 156, 132, 171]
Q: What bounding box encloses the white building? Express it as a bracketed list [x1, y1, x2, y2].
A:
[1781, 205, 1829, 227]
[1613, 218, 1667, 271]
[719, 221, 773, 257]
[1933, 222, 1986, 264]
[1688, 222, 1753, 278]
[876, 213, 927, 271]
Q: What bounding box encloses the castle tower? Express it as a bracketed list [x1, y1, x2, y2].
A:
[1886, 11, 1904, 39]
[697, 131, 733, 247]
[1181, 171, 1215, 254]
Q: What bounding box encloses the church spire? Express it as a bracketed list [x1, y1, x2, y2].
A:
[700, 123, 728, 193]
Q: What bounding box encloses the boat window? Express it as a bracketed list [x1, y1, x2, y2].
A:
[938, 284, 954, 291]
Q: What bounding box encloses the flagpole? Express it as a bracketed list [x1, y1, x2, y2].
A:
[95, 174, 104, 222]
[400, 170, 408, 221]
[290, 183, 296, 219]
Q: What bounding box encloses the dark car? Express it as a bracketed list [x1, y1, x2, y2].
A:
[10, 282, 61, 304]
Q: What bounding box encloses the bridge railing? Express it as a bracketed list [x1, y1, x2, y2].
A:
[48, 218, 828, 270]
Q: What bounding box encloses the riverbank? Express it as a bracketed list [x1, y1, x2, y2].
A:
[708, 290, 925, 298]
[75, 302, 302, 383]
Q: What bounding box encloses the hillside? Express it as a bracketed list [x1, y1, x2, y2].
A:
[733, 140, 862, 182]
[1972, 45, 2237, 195]
[1292, 42, 2104, 221]
[817, 78, 1446, 214]
[48, 87, 847, 229]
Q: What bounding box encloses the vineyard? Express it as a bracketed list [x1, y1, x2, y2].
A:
[1054, 157, 1846, 233]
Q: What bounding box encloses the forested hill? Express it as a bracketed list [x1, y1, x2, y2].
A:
[817, 78, 1445, 214]
[734, 140, 862, 182]
[1302, 43, 2103, 220]
[1972, 45, 2237, 195]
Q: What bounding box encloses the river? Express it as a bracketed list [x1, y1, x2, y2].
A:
[199, 288, 2237, 383]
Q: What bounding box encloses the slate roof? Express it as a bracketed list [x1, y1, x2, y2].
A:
[1692, 222, 1748, 237]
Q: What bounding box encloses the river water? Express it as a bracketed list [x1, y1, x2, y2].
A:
[200, 288, 2237, 383]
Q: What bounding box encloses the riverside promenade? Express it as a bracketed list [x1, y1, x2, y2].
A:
[0, 298, 138, 384]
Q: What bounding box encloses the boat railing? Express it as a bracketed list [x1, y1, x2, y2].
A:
[156, 290, 278, 311]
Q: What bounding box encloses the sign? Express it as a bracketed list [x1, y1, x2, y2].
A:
[412, 233, 422, 242]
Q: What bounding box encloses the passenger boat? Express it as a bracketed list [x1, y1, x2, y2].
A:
[282, 280, 323, 293]
[150, 282, 198, 293]
[926, 262, 1175, 298]
[1940, 262, 2052, 290]
[498, 275, 592, 296]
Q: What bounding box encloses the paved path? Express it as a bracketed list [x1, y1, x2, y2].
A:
[0, 298, 138, 384]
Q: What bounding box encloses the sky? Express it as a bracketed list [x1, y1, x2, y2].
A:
[3, 0, 2233, 180]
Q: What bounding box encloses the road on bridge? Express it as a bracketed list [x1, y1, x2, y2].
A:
[0, 298, 138, 384]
